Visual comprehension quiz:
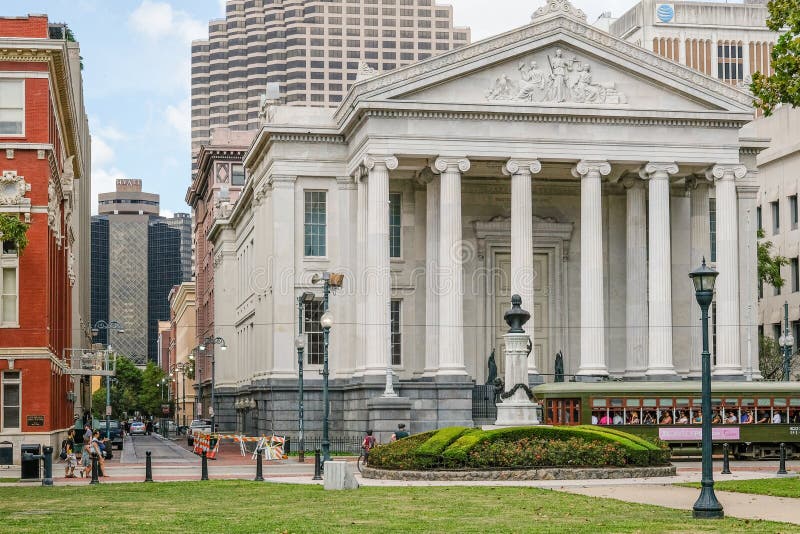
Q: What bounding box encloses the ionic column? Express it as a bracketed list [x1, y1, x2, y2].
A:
[364, 155, 398, 374]
[709, 164, 748, 377]
[571, 160, 611, 378]
[503, 159, 542, 376]
[417, 168, 439, 376]
[622, 176, 648, 378]
[435, 157, 470, 376]
[354, 166, 368, 375]
[687, 175, 711, 378]
[642, 162, 679, 379]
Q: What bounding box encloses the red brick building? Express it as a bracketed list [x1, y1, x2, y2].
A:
[186, 128, 252, 413]
[0, 15, 91, 462]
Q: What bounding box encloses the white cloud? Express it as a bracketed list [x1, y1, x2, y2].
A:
[128, 0, 206, 44]
[96, 124, 127, 142]
[165, 98, 190, 138]
[161, 209, 175, 218]
[92, 135, 115, 169]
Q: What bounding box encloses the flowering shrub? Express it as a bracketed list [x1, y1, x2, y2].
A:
[466, 437, 629, 468]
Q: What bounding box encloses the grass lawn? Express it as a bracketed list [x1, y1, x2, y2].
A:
[681, 478, 800, 499]
[0, 482, 797, 533]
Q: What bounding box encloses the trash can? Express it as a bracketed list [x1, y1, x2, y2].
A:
[20, 444, 41, 480]
[0, 442, 12, 466]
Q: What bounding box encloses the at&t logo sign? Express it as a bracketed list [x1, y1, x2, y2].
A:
[656, 4, 675, 23]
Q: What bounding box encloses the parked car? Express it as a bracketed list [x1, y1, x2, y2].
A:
[187, 419, 212, 447]
[129, 421, 147, 435]
[153, 420, 178, 434]
[93, 419, 124, 450]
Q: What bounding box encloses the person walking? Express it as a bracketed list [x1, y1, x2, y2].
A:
[361, 430, 377, 466]
[390, 423, 409, 442]
[63, 429, 77, 478]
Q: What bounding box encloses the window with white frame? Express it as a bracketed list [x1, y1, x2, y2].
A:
[0, 80, 24, 135]
[389, 192, 401, 258]
[0, 242, 18, 326]
[303, 299, 324, 365]
[391, 299, 401, 365]
[304, 191, 327, 257]
[2, 371, 20, 430]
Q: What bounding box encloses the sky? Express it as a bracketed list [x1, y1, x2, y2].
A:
[2, 0, 739, 215]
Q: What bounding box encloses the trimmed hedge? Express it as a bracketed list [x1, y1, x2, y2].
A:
[368, 425, 671, 470]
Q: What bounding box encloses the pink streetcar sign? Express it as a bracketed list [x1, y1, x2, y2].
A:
[658, 427, 740, 441]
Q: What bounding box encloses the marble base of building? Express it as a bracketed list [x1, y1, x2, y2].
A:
[494, 402, 542, 427]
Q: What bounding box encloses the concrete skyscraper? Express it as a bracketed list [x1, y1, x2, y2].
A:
[190, 0, 471, 171]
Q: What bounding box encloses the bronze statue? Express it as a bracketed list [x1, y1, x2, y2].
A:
[555, 351, 564, 383]
[486, 348, 497, 385]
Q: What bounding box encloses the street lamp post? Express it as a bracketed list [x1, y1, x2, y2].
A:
[689, 259, 723, 520]
[297, 292, 314, 463]
[320, 310, 333, 464]
[91, 320, 124, 443]
[199, 336, 227, 432]
[778, 301, 794, 381]
[171, 361, 192, 427]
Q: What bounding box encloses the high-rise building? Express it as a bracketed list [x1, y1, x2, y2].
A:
[0, 14, 91, 459]
[190, 0, 471, 171]
[164, 212, 193, 282]
[603, 0, 776, 85]
[91, 180, 190, 364]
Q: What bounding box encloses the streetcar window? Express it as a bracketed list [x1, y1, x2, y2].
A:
[775, 398, 787, 407]
[643, 398, 657, 407]
[592, 399, 606, 408]
[625, 398, 640, 408]
[789, 398, 800, 407]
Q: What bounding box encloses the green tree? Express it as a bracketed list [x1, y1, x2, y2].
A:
[760, 334, 800, 380]
[757, 229, 789, 289]
[751, 0, 800, 115]
[140, 362, 170, 416]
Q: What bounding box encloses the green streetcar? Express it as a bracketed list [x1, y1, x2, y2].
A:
[533, 381, 800, 459]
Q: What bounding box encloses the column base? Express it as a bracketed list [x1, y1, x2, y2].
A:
[494, 402, 541, 427]
[645, 369, 681, 381]
[623, 370, 647, 381]
[575, 373, 608, 383]
[710, 371, 746, 381]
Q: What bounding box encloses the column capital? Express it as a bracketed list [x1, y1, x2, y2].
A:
[433, 157, 470, 174]
[502, 159, 542, 177]
[685, 174, 712, 191]
[415, 166, 437, 186]
[706, 164, 747, 182]
[639, 162, 679, 180]
[571, 160, 610, 178]
[363, 155, 399, 172]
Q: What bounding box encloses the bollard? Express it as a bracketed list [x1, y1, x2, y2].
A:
[312, 449, 322, 481]
[90, 452, 100, 485]
[777, 443, 788, 475]
[41, 446, 53, 487]
[145, 450, 153, 482]
[285, 437, 291, 456]
[201, 449, 209, 481]
[255, 449, 264, 481]
[721, 443, 731, 475]
[298, 446, 305, 464]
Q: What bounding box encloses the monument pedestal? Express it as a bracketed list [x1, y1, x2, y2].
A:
[495, 401, 541, 426]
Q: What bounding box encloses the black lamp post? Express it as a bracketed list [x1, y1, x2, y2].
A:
[689, 259, 723, 519]
[297, 291, 314, 463]
[320, 310, 333, 464]
[199, 336, 227, 433]
[91, 320, 124, 444]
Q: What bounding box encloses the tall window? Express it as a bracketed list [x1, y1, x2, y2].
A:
[0, 242, 18, 326]
[391, 299, 401, 365]
[772, 200, 780, 235]
[304, 191, 327, 257]
[793, 258, 799, 293]
[709, 198, 717, 262]
[773, 323, 782, 342]
[717, 41, 743, 83]
[2, 371, 20, 430]
[231, 164, 245, 186]
[791, 195, 798, 230]
[0, 80, 24, 135]
[389, 192, 402, 258]
[757, 206, 762, 232]
[303, 299, 324, 365]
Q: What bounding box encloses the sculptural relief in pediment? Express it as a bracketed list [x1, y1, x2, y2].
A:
[486, 48, 628, 105]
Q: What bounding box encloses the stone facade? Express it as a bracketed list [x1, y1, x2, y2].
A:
[209, 2, 762, 436]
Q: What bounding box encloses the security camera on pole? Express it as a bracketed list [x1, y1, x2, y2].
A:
[494, 295, 541, 427]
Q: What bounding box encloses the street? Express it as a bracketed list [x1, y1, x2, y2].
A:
[121, 433, 197, 464]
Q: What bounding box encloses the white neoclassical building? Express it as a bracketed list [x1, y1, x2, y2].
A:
[208, 0, 764, 437]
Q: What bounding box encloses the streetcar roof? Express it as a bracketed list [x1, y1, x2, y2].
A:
[533, 381, 800, 395]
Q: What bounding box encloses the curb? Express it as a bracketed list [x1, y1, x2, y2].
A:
[362, 465, 678, 481]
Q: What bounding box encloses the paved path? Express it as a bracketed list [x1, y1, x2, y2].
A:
[558, 483, 800, 525]
[122, 434, 197, 464]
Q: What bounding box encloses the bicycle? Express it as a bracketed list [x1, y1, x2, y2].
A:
[356, 449, 368, 473]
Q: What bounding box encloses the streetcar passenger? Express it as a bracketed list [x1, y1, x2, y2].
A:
[628, 412, 640, 425]
[725, 412, 737, 424]
[599, 413, 611, 425]
[591, 414, 598, 425]
[643, 411, 656, 425]
[677, 411, 689, 424]
[791, 410, 800, 424]
[711, 411, 722, 424]
[612, 412, 624, 425]
[772, 411, 782, 424]
[660, 412, 673, 425]
[693, 412, 702, 424]
[740, 411, 751, 424]
[756, 412, 769, 424]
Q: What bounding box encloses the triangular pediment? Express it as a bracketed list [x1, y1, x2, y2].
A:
[335, 5, 753, 122]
